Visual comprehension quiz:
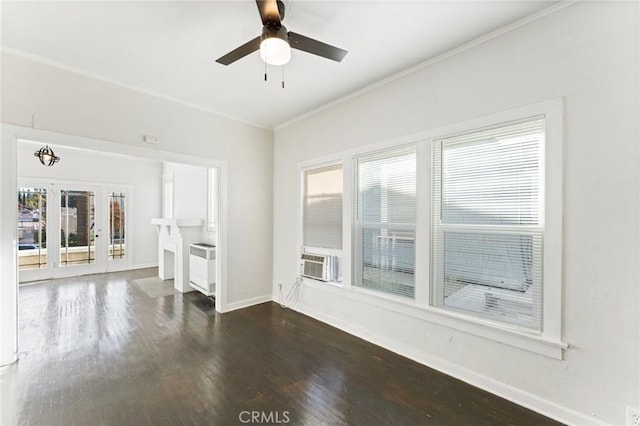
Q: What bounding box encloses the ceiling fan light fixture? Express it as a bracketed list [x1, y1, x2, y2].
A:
[260, 25, 291, 66]
[215, 0, 347, 67]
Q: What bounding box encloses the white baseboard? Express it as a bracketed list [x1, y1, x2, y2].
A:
[130, 263, 158, 270]
[223, 294, 272, 313]
[290, 301, 604, 426]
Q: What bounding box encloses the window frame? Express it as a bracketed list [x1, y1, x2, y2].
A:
[298, 159, 346, 285]
[302, 163, 344, 253]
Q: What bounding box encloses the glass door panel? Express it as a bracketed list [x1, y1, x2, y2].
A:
[109, 192, 126, 260]
[18, 187, 48, 271]
[60, 189, 96, 267]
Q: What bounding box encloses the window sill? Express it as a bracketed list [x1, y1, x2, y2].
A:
[302, 276, 344, 288]
[301, 277, 567, 359]
[422, 306, 567, 359]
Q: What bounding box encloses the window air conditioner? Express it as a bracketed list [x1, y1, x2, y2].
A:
[300, 253, 335, 282]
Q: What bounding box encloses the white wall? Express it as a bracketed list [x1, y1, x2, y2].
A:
[273, 2, 639, 425]
[17, 143, 162, 269]
[0, 50, 274, 365]
[0, 130, 18, 369]
[163, 161, 207, 222]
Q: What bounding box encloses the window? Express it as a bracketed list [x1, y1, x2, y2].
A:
[301, 164, 343, 283]
[17, 187, 47, 270]
[431, 118, 544, 330]
[354, 145, 416, 298]
[296, 101, 563, 356]
[303, 164, 343, 251]
[207, 168, 219, 233]
[60, 189, 96, 266]
[162, 173, 174, 219]
[108, 192, 126, 260]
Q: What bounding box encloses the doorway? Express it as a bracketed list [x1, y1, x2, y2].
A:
[1, 126, 229, 368]
[18, 180, 130, 282]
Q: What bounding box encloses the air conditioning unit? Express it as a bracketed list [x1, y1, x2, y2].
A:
[300, 253, 337, 282]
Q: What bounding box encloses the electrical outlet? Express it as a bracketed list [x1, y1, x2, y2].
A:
[627, 407, 640, 426]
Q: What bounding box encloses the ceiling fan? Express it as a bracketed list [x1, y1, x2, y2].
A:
[216, 0, 347, 67]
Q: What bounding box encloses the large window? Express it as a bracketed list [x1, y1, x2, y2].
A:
[354, 146, 416, 298]
[431, 118, 544, 330]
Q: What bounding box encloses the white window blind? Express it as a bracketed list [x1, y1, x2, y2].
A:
[355, 145, 416, 298]
[432, 118, 544, 330]
[303, 164, 343, 250]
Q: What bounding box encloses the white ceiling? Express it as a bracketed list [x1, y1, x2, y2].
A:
[1, 1, 556, 129]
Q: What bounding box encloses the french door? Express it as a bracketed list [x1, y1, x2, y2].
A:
[18, 180, 130, 282]
[56, 185, 100, 278]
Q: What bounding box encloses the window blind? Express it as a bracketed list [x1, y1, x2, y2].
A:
[355, 145, 416, 299]
[432, 118, 544, 329]
[303, 164, 343, 250]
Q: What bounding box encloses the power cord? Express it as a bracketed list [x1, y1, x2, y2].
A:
[279, 277, 303, 309]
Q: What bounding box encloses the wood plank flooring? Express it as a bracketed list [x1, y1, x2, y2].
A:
[1, 268, 562, 425]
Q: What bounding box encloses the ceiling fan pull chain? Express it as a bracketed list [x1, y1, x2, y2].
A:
[281, 65, 285, 89]
[264, 60, 268, 82]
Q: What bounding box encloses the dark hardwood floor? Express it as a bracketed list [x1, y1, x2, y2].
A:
[1, 268, 562, 425]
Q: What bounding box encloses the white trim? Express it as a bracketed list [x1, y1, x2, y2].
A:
[289, 300, 602, 426]
[0, 47, 270, 131]
[414, 141, 431, 309]
[12, 126, 228, 169]
[274, 2, 577, 131]
[130, 262, 158, 270]
[216, 162, 229, 313]
[223, 294, 272, 313]
[0, 130, 18, 366]
[206, 167, 219, 233]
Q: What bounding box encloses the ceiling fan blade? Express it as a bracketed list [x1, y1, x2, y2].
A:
[288, 32, 347, 63]
[256, 0, 281, 26]
[215, 36, 261, 65]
